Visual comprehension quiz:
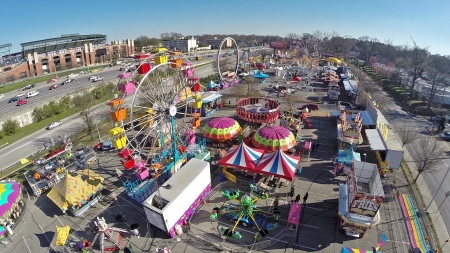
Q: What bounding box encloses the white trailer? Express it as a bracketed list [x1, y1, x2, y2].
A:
[142, 158, 211, 237]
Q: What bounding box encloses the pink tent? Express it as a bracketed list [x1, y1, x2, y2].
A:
[254, 148, 301, 181]
[218, 142, 264, 170]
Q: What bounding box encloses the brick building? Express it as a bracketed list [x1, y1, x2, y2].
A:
[0, 34, 134, 82]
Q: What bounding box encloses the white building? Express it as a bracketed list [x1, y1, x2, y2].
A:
[162, 37, 197, 52]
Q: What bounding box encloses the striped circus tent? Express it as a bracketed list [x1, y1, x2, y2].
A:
[254, 148, 301, 181]
[218, 142, 265, 170]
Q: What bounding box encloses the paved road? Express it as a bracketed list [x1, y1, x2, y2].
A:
[353, 66, 450, 240]
[0, 57, 219, 118]
[0, 64, 218, 172]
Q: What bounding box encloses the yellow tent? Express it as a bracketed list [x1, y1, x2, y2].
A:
[324, 57, 342, 64]
[47, 170, 103, 211]
[55, 226, 70, 246]
[153, 47, 168, 53]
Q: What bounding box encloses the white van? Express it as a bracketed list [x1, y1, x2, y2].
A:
[27, 91, 39, 98]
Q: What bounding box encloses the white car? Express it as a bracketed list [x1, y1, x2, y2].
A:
[47, 121, 62, 130]
[90, 76, 104, 82]
[16, 93, 24, 97]
[26, 91, 40, 98]
[68, 73, 79, 78]
[0, 94, 4, 99]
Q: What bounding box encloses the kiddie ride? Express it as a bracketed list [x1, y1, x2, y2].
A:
[210, 194, 279, 240]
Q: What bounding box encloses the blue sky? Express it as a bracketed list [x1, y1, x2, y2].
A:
[2, 0, 450, 55]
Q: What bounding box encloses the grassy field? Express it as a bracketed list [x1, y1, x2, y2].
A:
[0, 65, 106, 94]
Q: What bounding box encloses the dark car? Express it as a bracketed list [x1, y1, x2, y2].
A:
[441, 132, 450, 141]
[62, 79, 74, 85]
[8, 97, 19, 103]
[299, 103, 320, 111]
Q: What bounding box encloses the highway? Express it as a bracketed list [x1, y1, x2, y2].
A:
[0, 57, 218, 117]
[0, 63, 219, 172]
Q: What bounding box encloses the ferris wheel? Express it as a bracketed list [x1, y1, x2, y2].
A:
[239, 49, 251, 73]
[216, 37, 240, 85]
[110, 56, 198, 167]
[296, 39, 319, 68]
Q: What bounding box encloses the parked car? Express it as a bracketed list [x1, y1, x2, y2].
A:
[17, 99, 28, 106]
[299, 103, 320, 111]
[8, 97, 19, 103]
[47, 121, 62, 130]
[68, 73, 79, 78]
[49, 84, 59, 90]
[62, 78, 75, 85]
[26, 91, 40, 98]
[47, 76, 60, 84]
[94, 140, 115, 151]
[0, 94, 4, 99]
[441, 132, 450, 141]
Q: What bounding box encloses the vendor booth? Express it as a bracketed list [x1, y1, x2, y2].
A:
[237, 98, 280, 124]
[338, 161, 384, 238]
[337, 111, 363, 150]
[47, 169, 104, 216]
[333, 147, 361, 176]
[206, 80, 219, 91]
[200, 91, 222, 117]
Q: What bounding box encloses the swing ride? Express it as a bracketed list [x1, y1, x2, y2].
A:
[210, 194, 278, 240]
[108, 51, 206, 203]
[90, 216, 140, 253]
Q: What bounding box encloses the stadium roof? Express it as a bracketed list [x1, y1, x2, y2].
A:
[20, 34, 107, 55]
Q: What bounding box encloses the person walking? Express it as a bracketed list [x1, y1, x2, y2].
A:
[314, 141, 320, 152]
[295, 194, 301, 203]
[311, 142, 316, 153]
[303, 192, 309, 204]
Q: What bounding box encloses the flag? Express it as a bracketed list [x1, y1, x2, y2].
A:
[115, 168, 123, 177]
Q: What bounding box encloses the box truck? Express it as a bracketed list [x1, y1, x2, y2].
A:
[143, 158, 211, 237]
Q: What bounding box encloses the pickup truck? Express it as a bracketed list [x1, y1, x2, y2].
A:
[26, 91, 40, 98]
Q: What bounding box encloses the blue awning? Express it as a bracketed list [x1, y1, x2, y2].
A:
[359, 111, 376, 126]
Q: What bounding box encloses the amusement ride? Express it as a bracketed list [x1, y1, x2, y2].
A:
[108, 49, 205, 203]
[216, 37, 240, 88]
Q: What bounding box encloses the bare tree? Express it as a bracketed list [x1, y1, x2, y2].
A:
[72, 92, 109, 141]
[284, 92, 304, 111]
[407, 36, 429, 94]
[411, 137, 445, 183]
[286, 33, 300, 40]
[425, 54, 450, 109]
[397, 124, 420, 147]
[213, 57, 233, 74]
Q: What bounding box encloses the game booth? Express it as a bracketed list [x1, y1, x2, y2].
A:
[237, 98, 280, 124]
[206, 80, 219, 91]
[333, 147, 361, 176]
[200, 91, 223, 117]
[47, 169, 104, 217]
[338, 161, 384, 238]
[337, 111, 363, 150]
[0, 180, 24, 240]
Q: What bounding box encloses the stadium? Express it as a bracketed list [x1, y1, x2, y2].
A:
[0, 34, 135, 82]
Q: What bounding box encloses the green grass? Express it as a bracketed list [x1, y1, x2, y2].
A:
[0, 109, 76, 146]
[0, 65, 106, 94]
[0, 91, 116, 147]
[0, 151, 46, 181]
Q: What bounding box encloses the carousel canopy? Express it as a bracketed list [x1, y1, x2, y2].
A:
[252, 126, 296, 152]
[218, 142, 265, 170]
[0, 181, 20, 220]
[202, 117, 241, 141]
[47, 169, 103, 211]
[253, 71, 269, 79]
[337, 147, 361, 165]
[207, 80, 218, 88]
[254, 148, 301, 181]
